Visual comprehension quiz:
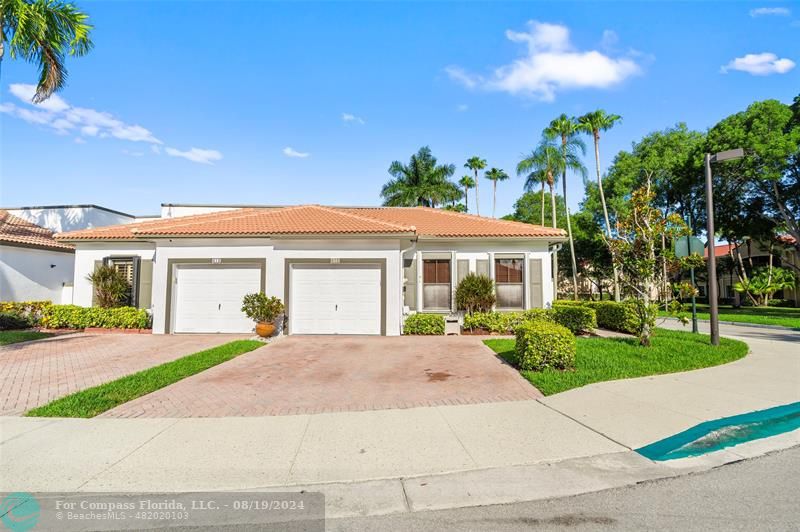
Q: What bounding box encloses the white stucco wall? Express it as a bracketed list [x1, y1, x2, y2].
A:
[0, 245, 74, 303]
[72, 243, 157, 307]
[7, 207, 135, 233]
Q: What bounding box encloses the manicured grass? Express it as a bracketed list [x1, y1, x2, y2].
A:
[485, 328, 748, 396]
[27, 340, 264, 418]
[659, 304, 800, 329]
[0, 330, 53, 345]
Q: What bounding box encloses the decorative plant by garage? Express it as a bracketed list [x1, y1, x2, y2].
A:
[87, 265, 130, 308]
[241, 293, 284, 337]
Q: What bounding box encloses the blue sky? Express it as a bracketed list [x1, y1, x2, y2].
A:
[1, 1, 798, 217]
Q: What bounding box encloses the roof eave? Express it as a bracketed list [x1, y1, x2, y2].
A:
[417, 234, 568, 242]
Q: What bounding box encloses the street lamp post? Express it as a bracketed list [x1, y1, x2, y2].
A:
[704, 148, 744, 346]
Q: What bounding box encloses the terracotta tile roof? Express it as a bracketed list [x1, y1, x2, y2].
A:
[705, 243, 734, 258]
[55, 205, 567, 241]
[0, 210, 74, 251]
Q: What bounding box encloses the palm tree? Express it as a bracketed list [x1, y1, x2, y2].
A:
[0, 0, 93, 103]
[458, 175, 475, 212]
[484, 168, 510, 218]
[464, 156, 487, 216]
[381, 146, 460, 207]
[545, 114, 587, 300]
[578, 109, 622, 301]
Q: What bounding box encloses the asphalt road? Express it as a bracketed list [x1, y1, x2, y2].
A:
[327, 445, 800, 532]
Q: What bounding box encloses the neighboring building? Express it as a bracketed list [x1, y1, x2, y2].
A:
[6, 204, 138, 233]
[56, 205, 566, 335]
[703, 237, 799, 306]
[0, 210, 75, 302]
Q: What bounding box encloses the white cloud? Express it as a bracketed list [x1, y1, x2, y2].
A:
[342, 112, 365, 125]
[750, 7, 791, 17]
[456, 104, 469, 112]
[600, 30, 619, 51]
[282, 147, 310, 158]
[165, 147, 223, 165]
[3, 83, 222, 164]
[721, 53, 796, 75]
[446, 21, 641, 101]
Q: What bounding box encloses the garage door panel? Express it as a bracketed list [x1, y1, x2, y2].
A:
[174, 266, 261, 333]
[291, 265, 381, 335]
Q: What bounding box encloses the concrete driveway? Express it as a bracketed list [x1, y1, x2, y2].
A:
[0, 333, 245, 415]
[101, 336, 541, 418]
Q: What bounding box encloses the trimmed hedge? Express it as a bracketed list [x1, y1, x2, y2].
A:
[0, 312, 32, 331]
[513, 320, 576, 371]
[0, 300, 52, 325]
[584, 301, 639, 334]
[41, 305, 151, 330]
[404, 313, 445, 335]
[551, 304, 597, 334]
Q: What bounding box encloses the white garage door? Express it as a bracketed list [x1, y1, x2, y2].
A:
[290, 264, 381, 335]
[173, 265, 261, 333]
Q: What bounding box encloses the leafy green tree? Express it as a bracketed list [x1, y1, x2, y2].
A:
[484, 167, 509, 218]
[465, 156, 487, 216]
[734, 267, 796, 307]
[503, 190, 567, 228]
[578, 109, 622, 301]
[381, 146, 461, 207]
[545, 114, 587, 299]
[0, 0, 93, 102]
[458, 175, 475, 213]
[517, 139, 559, 226]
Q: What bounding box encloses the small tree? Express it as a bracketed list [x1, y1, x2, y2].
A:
[241, 293, 284, 324]
[734, 267, 796, 306]
[87, 265, 129, 308]
[455, 274, 496, 314]
[605, 180, 689, 346]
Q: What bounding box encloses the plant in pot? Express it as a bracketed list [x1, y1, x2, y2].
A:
[241, 293, 284, 337]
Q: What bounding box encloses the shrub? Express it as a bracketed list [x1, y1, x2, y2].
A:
[87, 265, 130, 308]
[584, 300, 639, 334]
[41, 305, 151, 329]
[455, 274, 496, 314]
[0, 312, 32, 331]
[403, 313, 445, 335]
[522, 308, 554, 323]
[513, 320, 576, 371]
[463, 309, 555, 334]
[551, 304, 597, 334]
[241, 293, 284, 323]
[0, 301, 52, 326]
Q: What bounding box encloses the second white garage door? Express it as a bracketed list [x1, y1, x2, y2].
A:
[290, 264, 381, 335]
[173, 265, 261, 333]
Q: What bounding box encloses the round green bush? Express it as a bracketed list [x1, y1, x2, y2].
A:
[404, 313, 445, 335]
[551, 304, 597, 334]
[513, 320, 576, 371]
[583, 300, 639, 334]
[455, 274, 496, 314]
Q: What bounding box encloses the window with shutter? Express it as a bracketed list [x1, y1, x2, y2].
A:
[422, 259, 451, 310]
[495, 258, 524, 309]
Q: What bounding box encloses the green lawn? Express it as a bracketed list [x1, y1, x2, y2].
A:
[485, 328, 749, 396]
[0, 330, 53, 345]
[27, 340, 264, 418]
[659, 304, 800, 329]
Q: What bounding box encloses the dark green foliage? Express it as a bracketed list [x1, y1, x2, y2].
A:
[455, 274, 496, 314]
[512, 320, 576, 371]
[381, 146, 462, 207]
[241, 293, 284, 323]
[0, 312, 31, 331]
[27, 341, 264, 418]
[41, 305, 151, 329]
[583, 300, 640, 334]
[87, 265, 130, 308]
[551, 304, 597, 334]
[0, 301, 52, 325]
[403, 313, 445, 335]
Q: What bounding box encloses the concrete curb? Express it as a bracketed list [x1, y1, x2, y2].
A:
[658, 315, 799, 332]
[237, 431, 800, 519]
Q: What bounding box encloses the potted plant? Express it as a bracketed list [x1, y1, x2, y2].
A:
[241, 293, 284, 337]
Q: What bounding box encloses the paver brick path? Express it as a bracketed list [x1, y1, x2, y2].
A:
[102, 335, 541, 418]
[0, 334, 244, 415]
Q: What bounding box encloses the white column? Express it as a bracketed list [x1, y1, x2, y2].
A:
[416, 250, 423, 312]
[488, 252, 495, 310]
[524, 251, 531, 310]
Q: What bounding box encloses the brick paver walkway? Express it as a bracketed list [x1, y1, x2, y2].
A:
[101, 335, 541, 418]
[0, 334, 244, 415]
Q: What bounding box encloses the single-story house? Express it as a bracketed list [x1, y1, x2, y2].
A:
[0, 210, 75, 302]
[55, 205, 567, 335]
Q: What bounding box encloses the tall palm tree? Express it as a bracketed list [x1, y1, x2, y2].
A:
[458, 175, 475, 212]
[545, 114, 587, 300]
[0, 0, 93, 103]
[381, 146, 460, 207]
[464, 156, 487, 216]
[578, 109, 622, 301]
[484, 167, 509, 218]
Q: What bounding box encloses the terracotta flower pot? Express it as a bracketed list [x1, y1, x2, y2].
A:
[255, 321, 276, 338]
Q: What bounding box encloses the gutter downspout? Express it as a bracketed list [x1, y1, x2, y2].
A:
[399, 238, 417, 334]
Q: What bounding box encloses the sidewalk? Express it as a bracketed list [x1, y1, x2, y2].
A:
[1, 321, 798, 517]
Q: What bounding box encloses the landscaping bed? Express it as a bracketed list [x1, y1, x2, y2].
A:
[485, 328, 749, 396]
